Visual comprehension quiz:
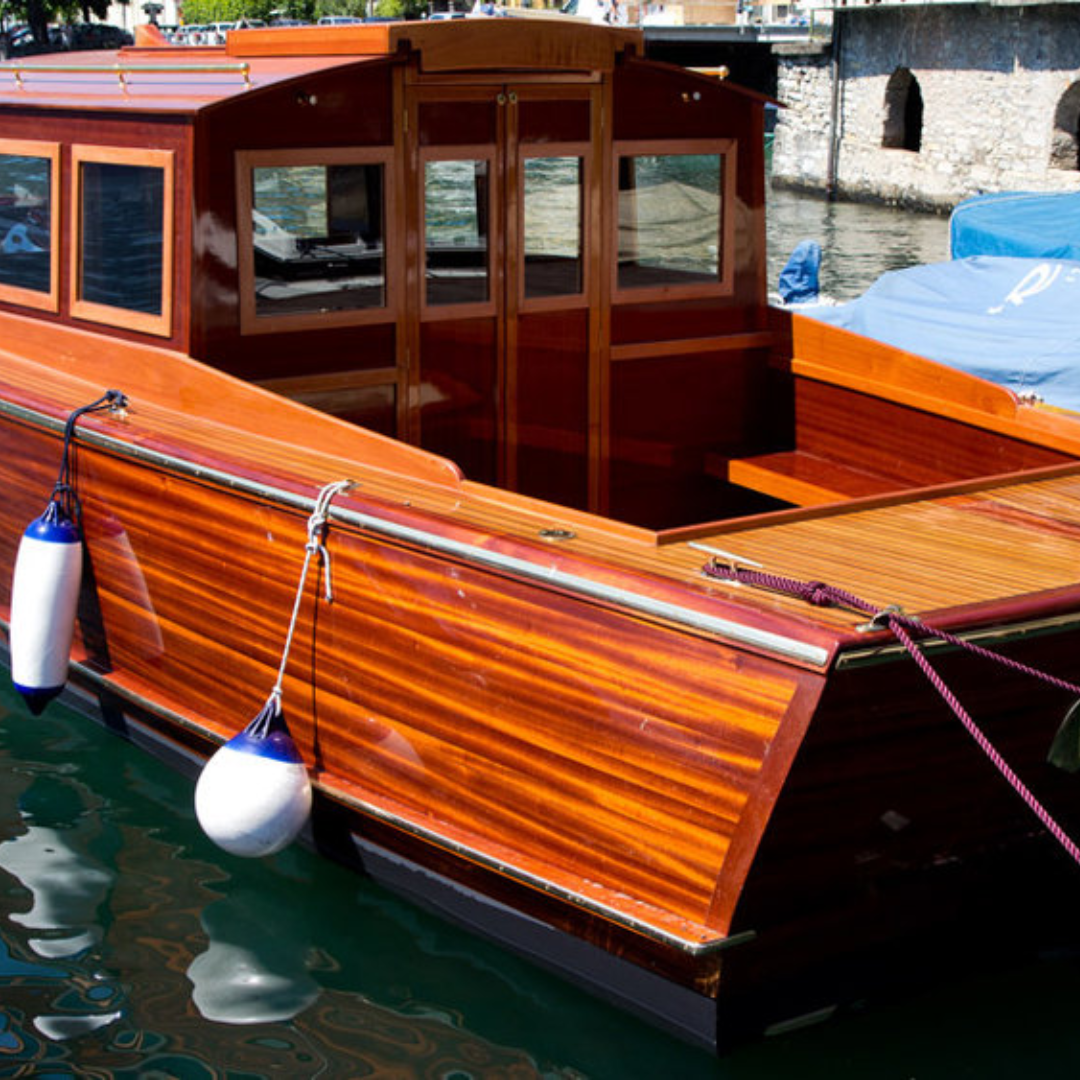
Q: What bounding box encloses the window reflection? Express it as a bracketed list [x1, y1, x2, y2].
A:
[424, 159, 489, 306]
[80, 161, 164, 316]
[252, 163, 385, 317]
[617, 152, 723, 290]
[0, 152, 51, 296]
[523, 156, 582, 299]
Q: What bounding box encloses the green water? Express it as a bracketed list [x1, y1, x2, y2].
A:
[767, 185, 952, 301]
[1, 684, 1080, 1078]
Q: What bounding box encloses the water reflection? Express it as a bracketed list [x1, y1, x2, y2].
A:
[0, 694, 707, 1077]
[187, 889, 320, 1024]
[0, 779, 113, 960]
[767, 185, 951, 301]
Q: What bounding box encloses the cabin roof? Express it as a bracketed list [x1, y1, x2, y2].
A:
[0, 21, 643, 116]
[0, 49, 380, 115]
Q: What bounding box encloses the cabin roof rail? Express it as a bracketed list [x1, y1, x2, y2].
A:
[0, 60, 253, 91]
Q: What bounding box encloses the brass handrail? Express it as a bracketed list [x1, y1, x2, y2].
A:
[0, 61, 252, 91]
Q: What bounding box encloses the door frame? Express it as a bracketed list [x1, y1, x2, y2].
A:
[402, 74, 606, 503]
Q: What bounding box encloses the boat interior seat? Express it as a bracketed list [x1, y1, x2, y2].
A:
[724, 449, 903, 506]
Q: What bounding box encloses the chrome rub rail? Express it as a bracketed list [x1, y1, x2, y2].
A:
[1, 398, 830, 668]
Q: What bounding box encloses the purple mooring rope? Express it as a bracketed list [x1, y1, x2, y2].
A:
[702, 559, 1080, 866]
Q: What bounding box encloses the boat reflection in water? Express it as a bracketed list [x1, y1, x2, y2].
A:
[186, 889, 321, 1025]
[0, 688, 694, 1076]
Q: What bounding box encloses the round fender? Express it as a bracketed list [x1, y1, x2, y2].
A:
[194, 728, 312, 858]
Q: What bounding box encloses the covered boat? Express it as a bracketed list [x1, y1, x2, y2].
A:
[1, 20, 1080, 1050]
[805, 255, 1080, 412]
[950, 190, 1080, 260]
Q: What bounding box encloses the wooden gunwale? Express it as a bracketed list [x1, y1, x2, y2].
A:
[10, 327, 1080, 667]
[0, 393, 831, 668]
[835, 608, 1080, 669]
[10, 331, 1080, 668]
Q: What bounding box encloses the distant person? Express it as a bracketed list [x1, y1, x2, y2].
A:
[606, 0, 628, 23]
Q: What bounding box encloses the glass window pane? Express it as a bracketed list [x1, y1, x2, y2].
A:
[0, 153, 51, 295]
[80, 162, 164, 315]
[524, 156, 582, 299]
[252, 163, 385, 317]
[424, 159, 489, 307]
[617, 153, 723, 290]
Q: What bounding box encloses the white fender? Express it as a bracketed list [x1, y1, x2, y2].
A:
[194, 727, 312, 858]
[9, 507, 83, 714]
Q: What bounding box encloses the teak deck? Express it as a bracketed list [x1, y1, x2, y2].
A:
[0, 21, 1078, 1050]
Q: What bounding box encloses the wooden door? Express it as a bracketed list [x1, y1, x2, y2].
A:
[407, 82, 601, 510]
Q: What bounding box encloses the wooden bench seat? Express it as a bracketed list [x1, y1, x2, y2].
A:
[726, 450, 903, 506]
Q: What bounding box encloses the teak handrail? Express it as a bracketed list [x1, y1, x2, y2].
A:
[0, 61, 252, 90]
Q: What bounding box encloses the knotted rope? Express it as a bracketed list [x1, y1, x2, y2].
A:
[702, 558, 1080, 866]
[248, 479, 355, 738]
[49, 389, 128, 524]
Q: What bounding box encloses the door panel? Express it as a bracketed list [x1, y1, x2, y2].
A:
[410, 83, 597, 504]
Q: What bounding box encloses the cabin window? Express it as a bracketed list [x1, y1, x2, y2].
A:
[523, 154, 583, 299]
[71, 145, 174, 337]
[614, 141, 735, 297]
[0, 140, 59, 312]
[424, 157, 491, 307]
[237, 149, 392, 334]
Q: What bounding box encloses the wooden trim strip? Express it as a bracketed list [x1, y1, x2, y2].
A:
[0, 397, 831, 668]
[611, 330, 775, 363]
[257, 367, 398, 395]
[663, 459, 1080, 543]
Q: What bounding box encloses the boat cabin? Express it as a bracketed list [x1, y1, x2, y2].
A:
[0, 21, 1072, 534]
[0, 21, 782, 529]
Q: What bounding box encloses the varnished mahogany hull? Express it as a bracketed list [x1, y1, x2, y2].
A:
[2, 326, 1080, 1047]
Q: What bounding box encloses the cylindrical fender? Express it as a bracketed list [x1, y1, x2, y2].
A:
[9, 507, 83, 714]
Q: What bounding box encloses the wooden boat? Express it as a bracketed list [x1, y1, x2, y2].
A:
[1, 20, 1080, 1050]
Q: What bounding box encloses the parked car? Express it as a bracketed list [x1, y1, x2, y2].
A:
[206, 21, 235, 44]
[317, 15, 364, 24]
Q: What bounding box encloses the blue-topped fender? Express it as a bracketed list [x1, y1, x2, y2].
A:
[9, 502, 84, 715]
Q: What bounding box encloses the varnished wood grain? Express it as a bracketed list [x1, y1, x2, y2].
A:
[0, 413, 808, 949]
[4, 24, 1080, 1037]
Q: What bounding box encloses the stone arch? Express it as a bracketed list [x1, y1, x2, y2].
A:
[882, 68, 923, 153]
[1050, 83, 1080, 170]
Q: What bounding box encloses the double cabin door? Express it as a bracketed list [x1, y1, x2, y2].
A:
[406, 81, 602, 511]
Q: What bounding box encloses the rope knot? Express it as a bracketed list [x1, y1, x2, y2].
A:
[800, 581, 836, 607]
[270, 479, 355, 701]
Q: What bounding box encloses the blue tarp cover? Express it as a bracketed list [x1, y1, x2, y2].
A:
[804, 256, 1080, 412]
[950, 191, 1080, 260]
[777, 239, 822, 304]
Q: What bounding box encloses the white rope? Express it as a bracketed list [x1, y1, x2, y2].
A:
[269, 480, 356, 706]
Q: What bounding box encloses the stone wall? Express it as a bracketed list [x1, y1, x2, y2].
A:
[771, 4, 1080, 210]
